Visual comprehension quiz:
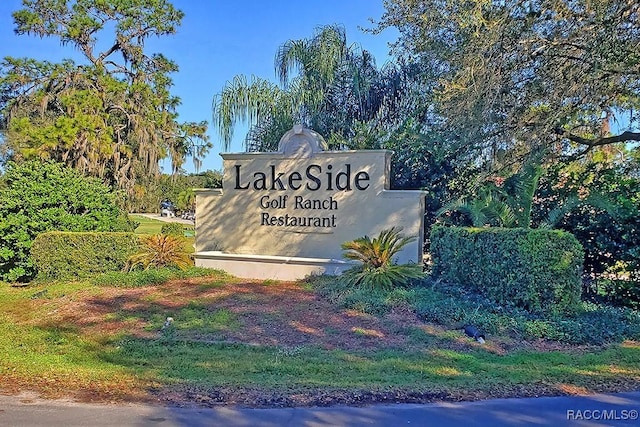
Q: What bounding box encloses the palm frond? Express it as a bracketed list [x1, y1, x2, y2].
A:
[211, 75, 289, 149]
[340, 227, 422, 290]
[126, 234, 193, 271]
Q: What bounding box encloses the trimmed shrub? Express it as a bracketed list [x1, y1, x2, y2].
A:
[0, 160, 134, 282]
[31, 232, 140, 280]
[160, 222, 185, 236]
[430, 226, 584, 315]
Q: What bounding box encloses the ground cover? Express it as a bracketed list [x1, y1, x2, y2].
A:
[1, 270, 639, 407]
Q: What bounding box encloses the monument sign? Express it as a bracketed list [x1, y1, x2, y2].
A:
[194, 125, 426, 280]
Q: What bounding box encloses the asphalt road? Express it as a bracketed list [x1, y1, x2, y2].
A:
[1, 391, 639, 427]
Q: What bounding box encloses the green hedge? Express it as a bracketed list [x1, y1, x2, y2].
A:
[160, 222, 184, 236]
[31, 232, 141, 280]
[430, 226, 584, 315]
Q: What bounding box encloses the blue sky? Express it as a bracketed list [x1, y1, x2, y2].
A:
[0, 0, 398, 173]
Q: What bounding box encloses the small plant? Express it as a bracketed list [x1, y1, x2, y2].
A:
[126, 234, 193, 271]
[340, 227, 424, 290]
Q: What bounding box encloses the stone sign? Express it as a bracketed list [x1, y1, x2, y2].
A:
[194, 125, 426, 280]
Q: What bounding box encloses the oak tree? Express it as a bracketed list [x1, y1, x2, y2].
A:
[0, 0, 210, 192]
[375, 0, 640, 162]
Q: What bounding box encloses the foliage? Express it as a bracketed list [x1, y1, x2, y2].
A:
[31, 232, 140, 281]
[384, 117, 480, 239]
[0, 160, 133, 282]
[597, 280, 640, 310]
[91, 266, 217, 288]
[374, 0, 640, 163]
[160, 222, 185, 236]
[127, 170, 222, 213]
[175, 189, 195, 212]
[307, 275, 640, 345]
[340, 227, 424, 290]
[533, 157, 640, 284]
[0, 0, 211, 194]
[415, 281, 640, 346]
[430, 226, 584, 315]
[438, 161, 543, 228]
[195, 170, 224, 189]
[309, 274, 408, 316]
[212, 25, 421, 152]
[126, 234, 192, 271]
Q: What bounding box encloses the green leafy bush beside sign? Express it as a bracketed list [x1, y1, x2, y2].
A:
[430, 226, 584, 315]
[0, 161, 134, 282]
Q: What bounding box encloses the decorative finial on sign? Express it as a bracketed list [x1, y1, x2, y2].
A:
[277, 125, 328, 158]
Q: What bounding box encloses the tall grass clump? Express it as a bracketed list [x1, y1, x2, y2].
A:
[126, 234, 193, 271]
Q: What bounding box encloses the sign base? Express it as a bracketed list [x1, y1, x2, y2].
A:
[194, 251, 356, 281]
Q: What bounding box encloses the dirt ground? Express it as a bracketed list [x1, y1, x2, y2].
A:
[49, 278, 426, 351]
[8, 277, 638, 408]
[51, 277, 593, 354]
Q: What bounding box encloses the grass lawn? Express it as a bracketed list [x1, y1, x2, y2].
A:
[1, 270, 639, 407]
[130, 214, 165, 235]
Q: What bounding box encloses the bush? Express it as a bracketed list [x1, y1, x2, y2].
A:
[306, 274, 409, 316]
[0, 160, 134, 282]
[31, 232, 140, 280]
[126, 234, 193, 270]
[597, 279, 640, 310]
[430, 226, 584, 315]
[340, 227, 424, 290]
[160, 222, 185, 236]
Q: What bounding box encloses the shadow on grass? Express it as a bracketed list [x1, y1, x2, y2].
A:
[9, 277, 640, 407]
[45, 278, 423, 351]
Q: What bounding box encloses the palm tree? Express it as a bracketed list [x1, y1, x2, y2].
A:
[438, 161, 543, 228]
[212, 25, 406, 152]
[341, 227, 424, 290]
[212, 75, 293, 151]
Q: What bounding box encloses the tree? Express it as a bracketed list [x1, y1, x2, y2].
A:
[374, 0, 640, 162]
[212, 25, 414, 152]
[0, 160, 133, 282]
[532, 153, 640, 283]
[437, 160, 543, 228]
[126, 169, 222, 213]
[0, 0, 210, 192]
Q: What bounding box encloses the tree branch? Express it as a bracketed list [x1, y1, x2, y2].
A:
[554, 128, 640, 147]
[97, 41, 121, 64]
